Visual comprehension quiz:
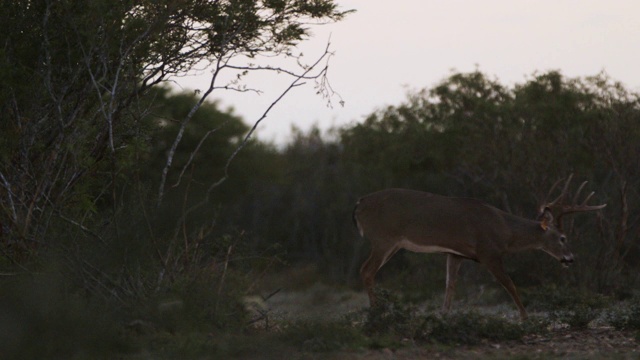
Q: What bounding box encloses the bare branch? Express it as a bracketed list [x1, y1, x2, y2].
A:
[206, 42, 334, 194]
[170, 118, 235, 188]
[224, 63, 329, 80]
[0, 171, 18, 223]
[57, 214, 106, 246]
[156, 54, 231, 207]
[168, 41, 336, 239]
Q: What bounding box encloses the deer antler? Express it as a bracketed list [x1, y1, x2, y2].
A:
[540, 174, 607, 230]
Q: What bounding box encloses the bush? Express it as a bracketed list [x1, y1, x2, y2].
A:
[548, 304, 601, 329]
[359, 288, 550, 347]
[523, 284, 611, 311]
[607, 299, 640, 330]
[362, 288, 413, 337]
[416, 311, 532, 345]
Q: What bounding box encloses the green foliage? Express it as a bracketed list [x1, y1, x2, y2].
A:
[523, 284, 611, 311]
[523, 285, 614, 329]
[0, 2, 354, 358]
[607, 299, 640, 331]
[140, 87, 260, 220]
[363, 288, 414, 338]
[335, 70, 640, 295]
[417, 311, 533, 345]
[0, 0, 346, 261]
[360, 288, 543, 347]
[549, 305, 601, 330]
[201, 69, 640, 301]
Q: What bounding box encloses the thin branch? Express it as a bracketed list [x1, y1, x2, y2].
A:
[170, 118, 234, 188]
[170, 42, 335, 240]
[0, 171, 18, 222]
[207, 42, 334, 195]
[212, 85, 263, 95]
[156, 12, 259, 206]
[57, 213, 107, 245]
[224, 63, 329, 80]
[156, 55, 231, 207]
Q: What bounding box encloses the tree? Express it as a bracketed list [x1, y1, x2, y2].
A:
[0, 0, 348, 260]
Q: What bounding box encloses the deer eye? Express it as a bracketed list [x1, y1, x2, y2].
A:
[559, 235, 567, 244]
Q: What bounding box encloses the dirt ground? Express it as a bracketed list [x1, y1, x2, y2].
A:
[250, 282, 640, 359]
[328, 328, 640, 359]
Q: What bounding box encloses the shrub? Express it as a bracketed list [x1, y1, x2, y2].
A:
[548, 303, 600, 329]
[523, 284, 610, 311]
[607, 299, 640, 330]
[359, 288, 552, 346]
[362, 288, 413, 337]
[416, 311, 529, 345]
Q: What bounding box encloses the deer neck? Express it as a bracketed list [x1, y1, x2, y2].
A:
[503, 212, 545, 253]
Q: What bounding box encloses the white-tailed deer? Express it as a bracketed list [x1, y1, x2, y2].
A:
[353, 175, 606, 320]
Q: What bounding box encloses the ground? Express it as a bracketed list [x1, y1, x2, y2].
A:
[244, 281, 640, 359]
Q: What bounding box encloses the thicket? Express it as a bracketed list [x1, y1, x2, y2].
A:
[257, 70, 640, 297]
[0, 1, 348, 357]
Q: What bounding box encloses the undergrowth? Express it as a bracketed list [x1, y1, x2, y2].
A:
[4, 273, 640, 359]
[607, 298, 640, 331]
[360, 288, 548, 347]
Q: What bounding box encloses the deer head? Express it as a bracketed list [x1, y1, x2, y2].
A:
[538, 173, 607, 231]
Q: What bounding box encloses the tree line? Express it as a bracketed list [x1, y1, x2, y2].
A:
[130, 69, 639, 298]
[241, 70, 640, 296]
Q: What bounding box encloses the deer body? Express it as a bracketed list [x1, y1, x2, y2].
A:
[354, 186, 601, 320]
[355, 189, 564, 258]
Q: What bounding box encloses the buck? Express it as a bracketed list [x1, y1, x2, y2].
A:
[353, 175, 606, 320]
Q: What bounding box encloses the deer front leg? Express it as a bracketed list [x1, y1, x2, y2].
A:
[442, 253, 464, 313]
[484, 258, 528, 320]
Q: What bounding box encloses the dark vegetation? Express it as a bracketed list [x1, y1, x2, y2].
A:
[1, 1, 640, 358]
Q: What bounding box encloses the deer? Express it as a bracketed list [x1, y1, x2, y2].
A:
[353, 175, 606, 320]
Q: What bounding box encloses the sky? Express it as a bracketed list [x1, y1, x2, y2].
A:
[173, 0, 640, 144]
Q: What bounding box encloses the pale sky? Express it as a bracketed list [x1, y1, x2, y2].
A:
[173, 0, 640, 144]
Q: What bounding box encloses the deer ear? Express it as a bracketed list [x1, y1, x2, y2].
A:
[539, 208, 554, 231]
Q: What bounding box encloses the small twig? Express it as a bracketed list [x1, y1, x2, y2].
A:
[215, 244, 234, 311]
[57, 214, 107, 245]
[171, 118, 234, 188]
[171, 43, 335, 240]
[262, 288, 282, 301]
[157, 38, 236, 207]
[0, 239, 32, 273]
[0, 171, 18, 222]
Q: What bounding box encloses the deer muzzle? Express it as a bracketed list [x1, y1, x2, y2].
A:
[560, 254, 574, 267]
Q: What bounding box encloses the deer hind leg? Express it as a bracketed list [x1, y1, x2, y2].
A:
[484, 258, 528, 320]
[442, 253, 464, 313]
[360, 242, 400, 307]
